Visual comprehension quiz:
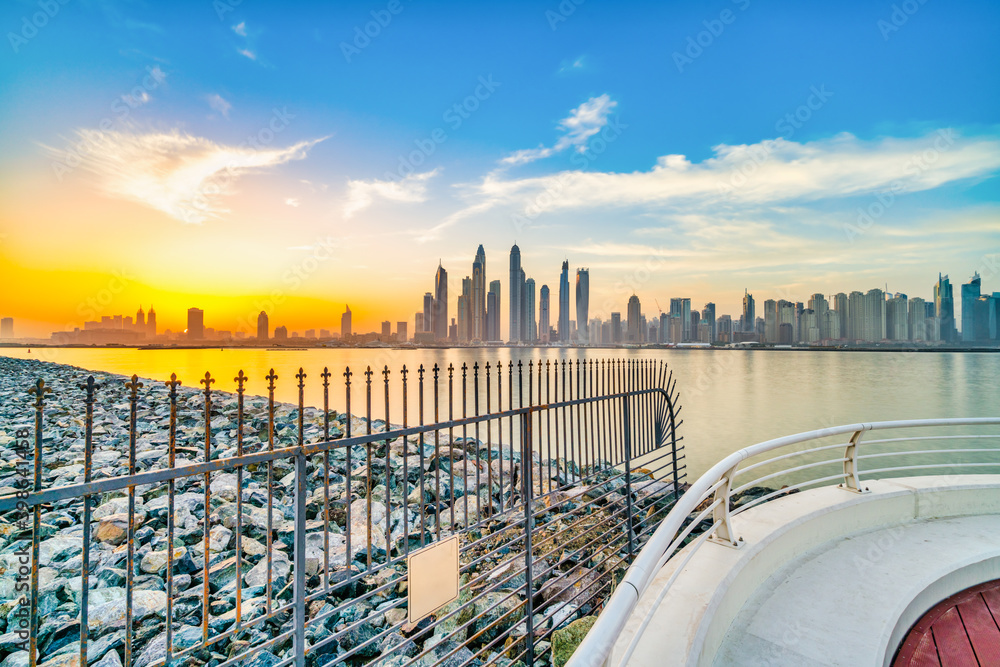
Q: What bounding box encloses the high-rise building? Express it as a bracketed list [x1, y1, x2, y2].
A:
[887, 293, 909, 341]
[472, 245, 487, 341]
[423, 292, 434, 332]
[908, 297, 927, 341]
[558, 261, 570, 342]
[702, 302, 716, 342]
[934, 274, 956, 342]
[341, 305, 352, 338]
[135, 307, 146, 332]
[434, 262, 448, 341]
[257, 311, 269, 340]
[575, 269, 589, 345]
[487, 279, 502, 342]
[863, 289, 887, 342]
[833, 293, 848, 340]
[717, 314, 733, 343]
[848, 291, 865, 341]
[397, 322, 408, 342]
[669, 298, 691, 341]
[808, 294, 829, 340]
[274, 326, 288, 340]
[659, 313, 669, 343]
[961, 272, 981, 343]
[611, 312, 622, 343]
[539, 285, 550, 343]
[415, 312, 424, 335]
[0, 318, 12, 339]
[187, 308, 204, 340]
[509, 244, 521, 342]
[381, 321, 391, 339]
[763, 299, 778, 343]
[457, 277, 472, 342]
[525, 278, 537, 342]
[742, 290, 756, 332]
[627, 295, 641, 343]
[147, 307, 156, 338]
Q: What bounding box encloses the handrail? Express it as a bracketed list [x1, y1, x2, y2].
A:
[568, 417, 1000, 667]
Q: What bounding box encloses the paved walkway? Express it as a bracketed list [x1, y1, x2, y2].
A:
[713, 515, 1000, 666]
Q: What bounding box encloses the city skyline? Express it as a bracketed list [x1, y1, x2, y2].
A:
[2, 2, 999, 337]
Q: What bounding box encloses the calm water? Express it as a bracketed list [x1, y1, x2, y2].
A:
[3, 347, 998, 479]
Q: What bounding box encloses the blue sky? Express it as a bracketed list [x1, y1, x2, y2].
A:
[1, 0, 999, 334]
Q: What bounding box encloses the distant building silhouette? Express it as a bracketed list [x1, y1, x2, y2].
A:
[0, 318, 12, 339]
[257, 311, 269, 340]
[341, 305, 352, 338]
[187, 308, 204, 340]
[935, 274, 956, 342]
[576, 269, 589, 344]
[539, 285, 550, 343]
[434, 262, 448, 341]
[509, 244, 521, 342]
[472, 245, 486, 341]
[558, 261, 570, 342]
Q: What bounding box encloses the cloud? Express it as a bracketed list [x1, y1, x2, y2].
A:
[238, 48, 257, 61]
[285, 198, 300, 207]
[122, 90, 151, 107]
[483, 130, 1000, 213]
[343, 169, 441, 219]
[557, 56, 587, 75]
[206, 93, 232, 119]
[232, 21, 247, 36]
[499, 94, 617, 166]
[43, 128, 325, 223]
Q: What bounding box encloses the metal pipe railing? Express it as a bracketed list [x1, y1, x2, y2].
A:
[569, 417, 1000, 667]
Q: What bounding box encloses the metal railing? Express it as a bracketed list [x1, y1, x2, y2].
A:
[0, 357, 684, 667]
[570, 417, 1000, 667]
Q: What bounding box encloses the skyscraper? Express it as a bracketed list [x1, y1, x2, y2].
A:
[539, 285, 550, 343]
[703, 303, 716, 342]
[627, 295, 641, 343]
[833, 293, 848, 340]
[509, 244, 521, 342]
[525, 278, 537, 342]
[434, 262, 448, 341]
[187, 308, 204, 340]
[742, 289, 756, 332]
[147, 307, 156, 338]
[341, 305, 352, 338]
[487, 279, 502, 342]
[458, 277, 472, 342]
[558, 261, 570, 342]
[961, 272, 981, 343]
[935, 274, 956, 342]
[611, 312, 622, 343]
[808, 294, 829, 340]
[135, 306, 146, 332]
[0, 318, 12, 339]
[472, 245, 487, 341]
[381, 321, 391, 339]
[422, 292, 434, 332]
[575, 268, 589, 345]
[257, 311, 268, 340]
[397, 321, 408, 342]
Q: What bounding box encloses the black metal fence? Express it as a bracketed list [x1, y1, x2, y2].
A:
[0, 358, 684, 667]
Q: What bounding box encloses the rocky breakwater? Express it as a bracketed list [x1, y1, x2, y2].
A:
[0, 357, 680, 667]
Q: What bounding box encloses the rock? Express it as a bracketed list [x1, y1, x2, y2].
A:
[88, 590, 166, 631]
[472, 592, 523, 643]
[139, 547, 187, 575]
[0, 652, 28, 667]
[338, 621, 380, 659]
[38, 537, 83, 567]
[93, 515, 130, 545]
[209, 525, 233, 552]
[133, 625, 201, 667]
[91, 652, 121, 667]
[244, 550, 290, 589]
[241, 651, 280, 667]
[551, 616, 596, 667]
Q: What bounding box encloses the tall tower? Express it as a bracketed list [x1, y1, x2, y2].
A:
[961, 272, 981, 343]
[539, 285, 550, 343]
[423, 292, 434, 332]
[627, 295, 641, 343]
[341, 305, 352, 338]
[509, 244, 521, 343]
[434, 262, 448, 340]
[147, 307, 156, 338]
[558, 261, 570, 342]
[525, 278, 536, 342]
[135, 306, 146, 331]
[487, 280, 502, 342]
[472, 245, 486, 341]
[934, 274, 956, 342]
[575, 268, 589, 344]
[187, 308, 204, 340]
[257, 311, 269, 340]
[742, 289, 756, 332]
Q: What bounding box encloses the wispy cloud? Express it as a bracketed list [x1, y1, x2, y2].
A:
[285, 197, 300, 207]
[238, 48, 257, 61]
[343, 169, 441, 219]
[557, 55, 587, 75]
[499, 94, 617, 166]
[485, 130, 1000, 212]
[206, 93, 232, 119]
[232, 21, 247, 37]
[42, 128, 325, 223]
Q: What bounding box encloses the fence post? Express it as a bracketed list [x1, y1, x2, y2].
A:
[294, 448, 307, 667]
[622, 396, 634, 562]
[28, 379, 50, 667]
[521, 410, 535, 667]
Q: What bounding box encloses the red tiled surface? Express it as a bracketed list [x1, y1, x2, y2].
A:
[894, 580, 1000, 666]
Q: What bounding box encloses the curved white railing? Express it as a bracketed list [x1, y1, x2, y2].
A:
[568, 417, 1000, 667]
